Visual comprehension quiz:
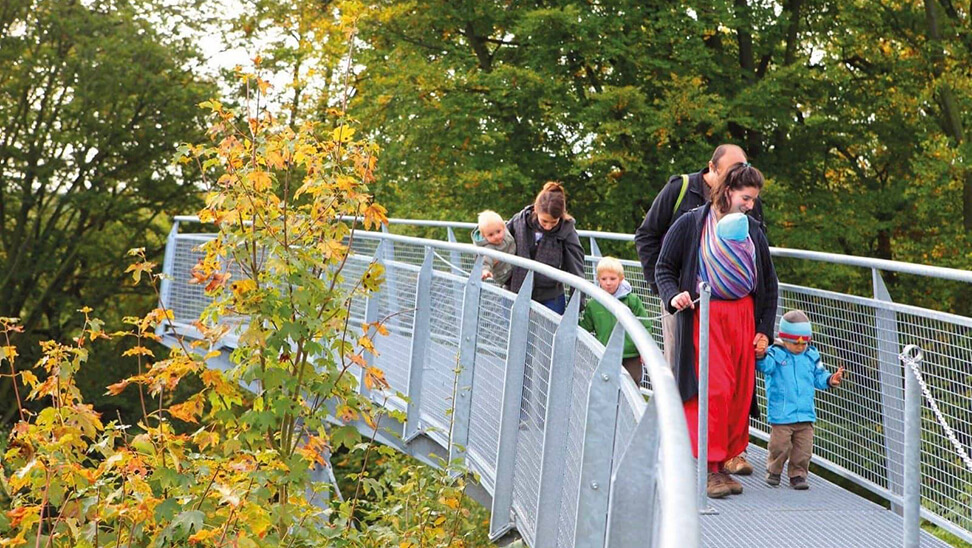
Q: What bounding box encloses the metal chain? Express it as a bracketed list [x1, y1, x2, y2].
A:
[901, 351, 972, 473]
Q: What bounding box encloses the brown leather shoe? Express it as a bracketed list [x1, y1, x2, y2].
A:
[706, 472, 732, 498]
[721, 471, 743, 494]
[724, 455, 754, 476]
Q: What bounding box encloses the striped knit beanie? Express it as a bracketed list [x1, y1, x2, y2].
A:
[779, 309, 812, 343]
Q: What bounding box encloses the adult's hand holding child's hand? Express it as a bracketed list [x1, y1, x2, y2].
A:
[754, 333, 768, 358]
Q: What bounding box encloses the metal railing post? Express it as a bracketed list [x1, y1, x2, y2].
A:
[359, 241, 384, 401]
[535, 291, 583, 548]
[572, 323, 623, 548]
[874, 268, 905, 511]
[404, 248, 434, 441]
[901, 345, 923, 548]
[489, 272, 534, 540]
[157, 220, 180, 336]
[607, 402, 661, 548]
[697, 282, 715, 514]
[449, 256, 483, 466]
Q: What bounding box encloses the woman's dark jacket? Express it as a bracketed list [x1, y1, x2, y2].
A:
[654, 203, 778, 416]
[506, 205, 586, 302]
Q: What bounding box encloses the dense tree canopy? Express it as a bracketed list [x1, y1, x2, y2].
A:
[0, 0, 214, 421]
[346, 0, 971, 310]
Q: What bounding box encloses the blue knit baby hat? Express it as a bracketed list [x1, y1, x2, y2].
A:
[716, 212, 749, 242]
[779, 310, 813, 343]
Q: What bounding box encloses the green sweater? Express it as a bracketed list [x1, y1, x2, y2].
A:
[578, 291, 649, 358]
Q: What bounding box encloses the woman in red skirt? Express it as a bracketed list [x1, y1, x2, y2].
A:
[654, 162, 778, 499]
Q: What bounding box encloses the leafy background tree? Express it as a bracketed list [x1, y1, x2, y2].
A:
[0, 0, 215, 422]
[348, 0, 971, 312]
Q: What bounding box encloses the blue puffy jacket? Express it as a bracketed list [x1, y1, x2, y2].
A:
[756, 343, 834, 425]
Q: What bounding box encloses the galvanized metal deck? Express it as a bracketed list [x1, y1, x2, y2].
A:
[701, 444, 951, 547]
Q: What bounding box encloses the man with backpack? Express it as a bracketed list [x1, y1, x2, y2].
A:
[634, 143, 766, 476]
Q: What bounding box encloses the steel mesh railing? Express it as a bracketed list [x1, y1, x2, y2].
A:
[326, 218, 972, 543]
[557, 334, 605, 547]
[467, 284, 513, 490]
[372, 263, 418, 398]
[159, 222, 696, 548]
[162, 216, 972, 546]
[509, 306, 557, 545]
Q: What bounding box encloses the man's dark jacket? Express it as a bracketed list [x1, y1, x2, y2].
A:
[654, 204, 778, 417]
[507, 205, 586, 302]
[635, 169, 766, 294]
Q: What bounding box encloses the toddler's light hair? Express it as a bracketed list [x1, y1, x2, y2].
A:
[596, 256, 625, 277]
[477, 210, 505, 230]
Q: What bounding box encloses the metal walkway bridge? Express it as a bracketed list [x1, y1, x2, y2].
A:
[158, 216, 972, 547]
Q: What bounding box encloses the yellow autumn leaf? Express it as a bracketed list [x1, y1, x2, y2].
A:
[19, 370, 38, 388]
[362, 202, 388, 230]
[168, 395, 204, 423]
[332, 125, 355, 143]
[247, 170, 272, 192]
[1, 346, 17, 361]
[122, 346, 155, 358]
[188, 528, 219, 544]
[440, 497, 460, 510]
[230, 279, 257, 297]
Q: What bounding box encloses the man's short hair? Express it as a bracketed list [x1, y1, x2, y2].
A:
[477, 210, 504, 229]
[596, 256, 625, 277]
[710, 144, 747, 169]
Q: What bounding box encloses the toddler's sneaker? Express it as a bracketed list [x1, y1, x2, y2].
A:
[790, 476, 809, 490]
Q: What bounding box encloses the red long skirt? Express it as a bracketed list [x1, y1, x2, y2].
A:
[683, 295, 755, 473]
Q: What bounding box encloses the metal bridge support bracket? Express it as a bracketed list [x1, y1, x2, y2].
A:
[534, 291, 582, 548]
[359, 242, 385, 401]
[446, 227, 465, 277]
[606, 403, 661, 548]
[156, 220, 180, 339]
[589, 236, 602, 258]
[380, 228, 401, 329]
[873, 268, 905, 511]
[572, 323, 623, 548]
[404, 248, 434, 442]
[450, 256, 484, 467]
[489, 272, 534, 541]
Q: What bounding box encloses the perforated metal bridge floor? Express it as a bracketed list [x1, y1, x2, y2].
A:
[699, 444, 952, 547]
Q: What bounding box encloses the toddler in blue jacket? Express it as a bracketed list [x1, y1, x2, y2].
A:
[756, 310, 844, 490]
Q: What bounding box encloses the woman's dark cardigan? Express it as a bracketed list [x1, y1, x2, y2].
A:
[506, 205, 586, 302]
[654, 204, 778, 417]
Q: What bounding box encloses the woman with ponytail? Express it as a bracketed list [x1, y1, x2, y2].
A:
[654, 163, 779, 499]
[506, 182, 586, 314]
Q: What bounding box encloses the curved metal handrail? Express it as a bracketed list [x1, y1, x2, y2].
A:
[173, 214, 972, 282]
[356, 231, 699, 547]
[159, 220, 700, 547]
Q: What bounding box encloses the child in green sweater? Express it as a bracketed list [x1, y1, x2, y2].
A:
[579, 257, 650, 384]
